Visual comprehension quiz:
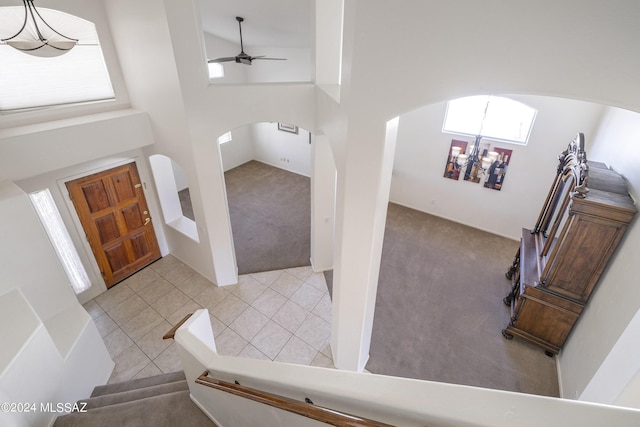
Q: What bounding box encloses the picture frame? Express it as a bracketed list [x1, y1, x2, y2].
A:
[483, 147, 512, 191]
[277, 122, 298, 134]
[443, 140, 468, 181]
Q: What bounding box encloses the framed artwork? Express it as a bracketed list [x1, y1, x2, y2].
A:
[484, 147, 513, 191]
[443, 138, 514, 191]
[278, 122, 298, 134]
[443, 140, 468, 180]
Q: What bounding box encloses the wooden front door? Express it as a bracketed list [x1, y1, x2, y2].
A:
[66, 162, 161, 288]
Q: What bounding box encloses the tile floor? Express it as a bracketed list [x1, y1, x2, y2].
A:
[83, 255, 334, 384]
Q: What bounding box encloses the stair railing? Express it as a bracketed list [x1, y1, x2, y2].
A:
[162, 313, 193, 340]
[195, 370, 394, 427]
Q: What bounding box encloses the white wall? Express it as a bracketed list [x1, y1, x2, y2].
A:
[559, 107, 640, 406]
[219, 126, 254, 172]
[172, 159, 190, 191]
[315, 0, 343, 91]
[390, 95, 605, 239]
[0, 110, 154, 182]
[0, 182, 78, 319]
[244, 47, 312, 83]
[252, 122, 312, 176]
[0, 182, 113, 427]
[218, 122, 312, 175]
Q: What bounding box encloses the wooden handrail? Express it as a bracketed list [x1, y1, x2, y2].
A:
[162, 313, 193, 340]
[195, 371, 395, 427]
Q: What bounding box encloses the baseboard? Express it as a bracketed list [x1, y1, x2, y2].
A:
[555, 350, 566, 398]
[309, 257, 332, 273]
[387, 199, 520, 242]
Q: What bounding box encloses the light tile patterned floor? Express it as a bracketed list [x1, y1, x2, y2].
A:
[83, 255, 334, 384]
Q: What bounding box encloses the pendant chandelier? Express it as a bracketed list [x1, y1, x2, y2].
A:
[449, 98, 499, 178]
[1, 0, 77, 57]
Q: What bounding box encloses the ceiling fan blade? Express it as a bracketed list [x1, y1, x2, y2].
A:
[208, 57, 236, 63]
[210, 17, 288, 66]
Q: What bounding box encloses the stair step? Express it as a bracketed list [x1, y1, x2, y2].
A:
[53, 390, 217, 427]
[91, 370, 186, 398]
[81, 379, 189, 409]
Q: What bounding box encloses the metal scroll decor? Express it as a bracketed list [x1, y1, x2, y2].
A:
[556, 133, 589, 199]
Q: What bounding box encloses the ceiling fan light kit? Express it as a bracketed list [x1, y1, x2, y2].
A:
[208, 16, 286, 66]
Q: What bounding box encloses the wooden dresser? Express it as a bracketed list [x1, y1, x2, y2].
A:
[502, 133, 637, 355]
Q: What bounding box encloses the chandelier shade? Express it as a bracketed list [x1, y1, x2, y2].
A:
[0, 2, 97, 57]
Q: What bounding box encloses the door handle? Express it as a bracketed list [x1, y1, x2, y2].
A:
[144, 218, 151, 225]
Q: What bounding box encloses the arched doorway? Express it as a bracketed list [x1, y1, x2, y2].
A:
[218, 121, 313, 274]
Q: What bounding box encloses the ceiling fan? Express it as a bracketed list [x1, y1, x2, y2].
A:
[208, 16, 287, 65]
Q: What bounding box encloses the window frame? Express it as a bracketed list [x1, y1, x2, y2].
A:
[442, 95, 537, 146]
[217, 131, 232, 144]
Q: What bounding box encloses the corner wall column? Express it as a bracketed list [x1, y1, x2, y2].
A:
[311, 134, 337, 271]
[331, 117, 398, 371]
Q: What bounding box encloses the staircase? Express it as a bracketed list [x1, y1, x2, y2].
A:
[53, 371, 217, 426]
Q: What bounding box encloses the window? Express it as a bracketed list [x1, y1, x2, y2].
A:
[217, 131, 232, 144]
[208, 62, 224, 79]
[443, 95, 537, 145]
[0, 6, 114, 112]
[30, 189, 91, 294]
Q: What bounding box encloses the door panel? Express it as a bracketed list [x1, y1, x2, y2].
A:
[67, 162, 161, 288]
[96, 214, 120, 244]
[112, 172, 136, 201]
[122, 204, 143, 229]
[130, 233, 150, 259]
[82, 181, 110, 212]
[105, 244, 129, 272]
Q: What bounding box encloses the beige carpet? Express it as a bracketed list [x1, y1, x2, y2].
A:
[224, 161, 311, 274]
[367, 203, 558, 396]
[54, 372, 215, 426]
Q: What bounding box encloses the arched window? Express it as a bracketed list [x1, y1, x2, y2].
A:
[0, 6, 114, 112]
[443, 95, 537, 145]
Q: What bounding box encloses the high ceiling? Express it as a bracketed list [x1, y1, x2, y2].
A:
[198, 0, 312, 48]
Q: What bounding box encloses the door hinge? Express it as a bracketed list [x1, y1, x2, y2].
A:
[68, 192, 73, 201]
